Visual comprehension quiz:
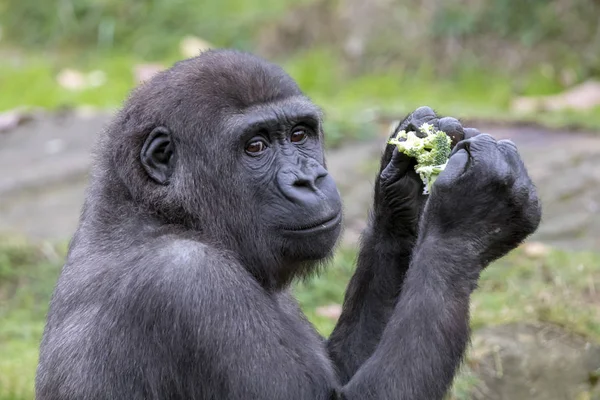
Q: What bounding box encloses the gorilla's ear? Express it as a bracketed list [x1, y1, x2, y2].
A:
[141, 127, 175, 185]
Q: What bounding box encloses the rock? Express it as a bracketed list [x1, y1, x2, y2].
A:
[315, 304, 342, 320]
[0, 108, 33, 133]
[521, 241, 551, 259]
[44, 138, 66, 155]
[510, 97, 541, 114]
[536, 212, 591, 240]
[56, 69, 107, 91]
[179, 36, 213, 58]
[56, 69, 88, 91]
[511, 80, 600, 113]
[468, 322, 600, 400]
[74, 105, 103, 119]
[133, 63, 165, 84]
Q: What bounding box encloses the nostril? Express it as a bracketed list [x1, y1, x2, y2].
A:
[293, 177, 313, 188]
[315, 171, 327, 186]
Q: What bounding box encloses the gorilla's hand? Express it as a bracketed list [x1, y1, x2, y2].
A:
[373, 106, 480, 239]
[422, 134, 542, 267]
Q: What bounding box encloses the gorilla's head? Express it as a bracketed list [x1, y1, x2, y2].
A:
[96, 50, 343, 288]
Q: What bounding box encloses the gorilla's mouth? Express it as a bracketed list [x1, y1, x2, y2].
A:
[283, 212, 342, 234]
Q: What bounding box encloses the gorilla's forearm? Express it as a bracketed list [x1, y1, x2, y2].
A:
[327, 109, 438, 379]
[326, 221, 415, 383]
[338, 236, 474, 400]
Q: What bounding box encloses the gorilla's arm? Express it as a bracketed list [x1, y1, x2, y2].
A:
[326, 223, 413, 384]
[327, 108, 479, 382]
[337, 134, 541, 399]
[338, 237, 473, 399]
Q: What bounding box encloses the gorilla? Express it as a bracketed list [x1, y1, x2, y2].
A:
[36, 49, 541, 400]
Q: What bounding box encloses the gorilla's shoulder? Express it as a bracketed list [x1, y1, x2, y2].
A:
[156, 237, 211, 262]
[148, 236, 247, 280]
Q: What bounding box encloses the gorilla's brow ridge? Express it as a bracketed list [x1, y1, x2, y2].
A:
[245, 95, 322, 117]
[225, 96, 323, 137]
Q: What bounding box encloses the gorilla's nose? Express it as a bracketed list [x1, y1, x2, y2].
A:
[277, 164, 330, 204]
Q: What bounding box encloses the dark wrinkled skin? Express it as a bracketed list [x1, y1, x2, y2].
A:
[35, 50, 541, 400]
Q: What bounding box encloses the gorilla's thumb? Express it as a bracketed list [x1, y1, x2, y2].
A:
[381, 148, 412, 181]
[435, 149, 469, 189]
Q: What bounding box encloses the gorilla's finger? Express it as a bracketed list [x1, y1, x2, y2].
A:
[463, 128, 481, 140]
[411, 106, 437, 122]
[386, 106, 438, 163]
[389, 147, 413, 173]
[498, 139, 518, 152]
[434, 149, 470, 189]
[389, 107, 440, 141]
[388, 120, 404, 140]
[380, 143, 396, 169]
[497, 140, 521, 170]
[404, 107, 439, 137]
[450, 133, 496, 158]
[450, 137, 470, 158]
[498, 140, 539, 220]
[438, 117, 464, 147]
[456, 136, 515, 187]
[498, 140, 527, 186]
[469, 133, 497, 147]
[390, 107, 433, 135]
[381, 148, 413, 181]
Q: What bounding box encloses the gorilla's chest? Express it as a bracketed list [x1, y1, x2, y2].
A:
[274, 295, 339, 385]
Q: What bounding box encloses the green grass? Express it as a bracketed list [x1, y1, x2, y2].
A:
[472, 249, 600, 337]
[2, 237, 598, 399]
[0, 238, 65, 398]
[0, 52, 136, 111]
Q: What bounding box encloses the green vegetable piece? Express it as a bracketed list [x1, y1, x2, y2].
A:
[388, 122, 452, 194]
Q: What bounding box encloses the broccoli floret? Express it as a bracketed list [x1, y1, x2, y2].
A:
[415, 162, 447, 194]
[388, 122, 452, 194]
[419, 131, 452, 166]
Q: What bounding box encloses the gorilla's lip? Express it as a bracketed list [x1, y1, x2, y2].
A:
[282, 212, 342, 234]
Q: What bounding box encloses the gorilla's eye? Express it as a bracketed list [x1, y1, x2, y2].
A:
[245, 140, 267, 155]
[290, 128, 308, 144]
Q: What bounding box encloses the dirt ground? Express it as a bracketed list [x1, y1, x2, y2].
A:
[1, 111, 599, 251]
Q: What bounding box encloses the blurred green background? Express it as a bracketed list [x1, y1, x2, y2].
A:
[2, 0, 600, 132]
[1, 0, 600, 399]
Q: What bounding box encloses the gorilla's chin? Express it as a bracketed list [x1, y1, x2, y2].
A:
[281, 212, 342, 236]
[280, 214, 343, 263]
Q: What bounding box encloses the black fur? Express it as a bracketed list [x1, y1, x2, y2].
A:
[36, 50, 541, 400]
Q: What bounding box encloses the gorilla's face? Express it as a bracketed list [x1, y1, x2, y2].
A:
[132, 51, 342, 285]
[233, 99, 343, 262]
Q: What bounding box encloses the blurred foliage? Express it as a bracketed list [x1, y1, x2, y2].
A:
[432, 0, 567, 44]
[387, 0, 598, 77]
[0, 0, 312, 58]
[0, 0, 598, 78]
[1, 0, 599, 136]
